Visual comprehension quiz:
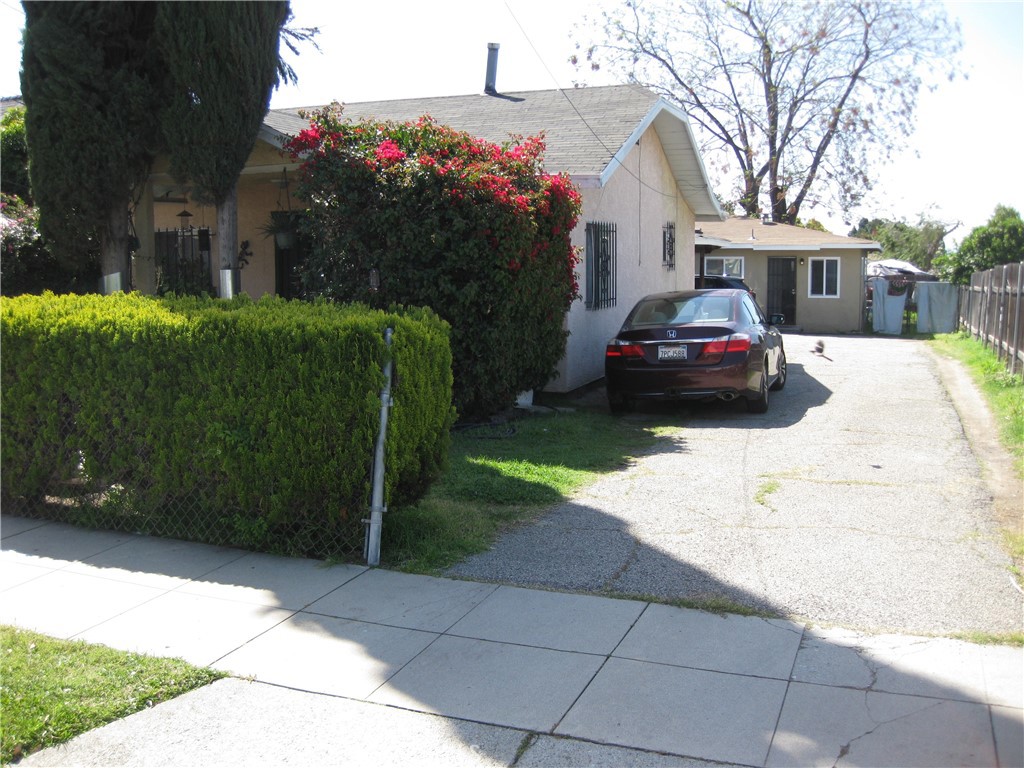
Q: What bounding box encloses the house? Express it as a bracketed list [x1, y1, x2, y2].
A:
[134, 82, 724, 392]
[696, 217, 881, 334]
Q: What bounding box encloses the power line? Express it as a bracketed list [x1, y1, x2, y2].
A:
[503, 0, 710, 202]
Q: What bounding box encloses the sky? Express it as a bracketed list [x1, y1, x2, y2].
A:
[1, 0, 1022, 247]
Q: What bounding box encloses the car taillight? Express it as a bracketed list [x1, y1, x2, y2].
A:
[727, 333, 752, 352]
[606, 342, 644, 358]
[698, 333, 751, 360]
[700, 337, 729, 357]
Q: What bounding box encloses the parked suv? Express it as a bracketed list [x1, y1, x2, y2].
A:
[695, 275, 754, 297]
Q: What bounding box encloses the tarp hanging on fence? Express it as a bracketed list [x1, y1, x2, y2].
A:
[916, 282, 958, 334]
[871, 277, 906, 334]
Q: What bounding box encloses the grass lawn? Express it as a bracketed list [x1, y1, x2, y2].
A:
[0, 626, 225, 764]
[381, 402, 682, 572]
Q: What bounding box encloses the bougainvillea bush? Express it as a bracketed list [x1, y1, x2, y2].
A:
[0, 194, 96, 296]
[285, 105, 582, 419]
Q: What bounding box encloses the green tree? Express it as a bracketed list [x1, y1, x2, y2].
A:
[285, 109, 583, 419]
[19, 1, 306, 292]
[575, 0, 960, 224]
[1, 106, 31, 202]
[849, 215, 956, 272]
[934, 206, 1024, 285]
[21, 1, 163, 280]
[156, 1, 289, 278]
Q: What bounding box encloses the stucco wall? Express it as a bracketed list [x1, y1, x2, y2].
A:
[696, 247, 867, 334]
[796, 250, 866, 333]
[546, 126, 697, 393]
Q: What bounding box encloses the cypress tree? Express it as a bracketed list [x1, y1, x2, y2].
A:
[157, 1, 288, 280]
[21, 1, 162, 281]
[21, 1, 292, 292]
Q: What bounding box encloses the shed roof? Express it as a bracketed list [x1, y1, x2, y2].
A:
[697, 217, 881, 252]
[263, 84, 723, 221]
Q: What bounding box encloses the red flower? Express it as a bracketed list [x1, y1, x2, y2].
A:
[374, 139, 407, 166]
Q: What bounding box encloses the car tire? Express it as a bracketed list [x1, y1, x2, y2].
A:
[770, 350, 787, 391]
[747, 366, 769, 413]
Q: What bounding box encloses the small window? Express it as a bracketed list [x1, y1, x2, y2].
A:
[585, 221, 617, 310]
[662, 223, 675, 269]
[809, 257, 840, 297]
[705, 256, 744, 278]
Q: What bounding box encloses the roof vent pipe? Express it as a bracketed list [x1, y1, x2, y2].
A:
[485, 43, 500, 95]
[761, 212, 772, 225]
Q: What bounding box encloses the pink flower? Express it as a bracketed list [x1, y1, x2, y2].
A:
[374, 139, 407, 166]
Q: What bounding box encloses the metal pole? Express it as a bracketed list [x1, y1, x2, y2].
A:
[365, 327, 393, 567]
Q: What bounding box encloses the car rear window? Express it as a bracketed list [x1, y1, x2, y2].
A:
[628, 296, 733, 327]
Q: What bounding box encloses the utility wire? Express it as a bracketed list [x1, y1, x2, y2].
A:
[503, 0, 713, 202]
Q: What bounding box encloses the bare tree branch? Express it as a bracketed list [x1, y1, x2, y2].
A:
[574, 0, 961, 224]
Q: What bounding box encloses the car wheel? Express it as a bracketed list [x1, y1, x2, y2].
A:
[770, 350, 787, 391]
[747, 366, 769, 413]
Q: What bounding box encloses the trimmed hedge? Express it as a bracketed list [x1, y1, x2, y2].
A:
[1, 293, 454, 557]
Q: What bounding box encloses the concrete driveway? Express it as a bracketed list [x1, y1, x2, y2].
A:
[447, 334, 1023, 636]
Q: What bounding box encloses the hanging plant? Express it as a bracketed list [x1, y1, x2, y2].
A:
[260, 211, 298, 249]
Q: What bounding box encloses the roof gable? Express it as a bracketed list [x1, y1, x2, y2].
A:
[263, 84, 723, 221]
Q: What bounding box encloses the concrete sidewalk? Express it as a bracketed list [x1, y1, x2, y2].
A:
[3, 515, 1022, 767]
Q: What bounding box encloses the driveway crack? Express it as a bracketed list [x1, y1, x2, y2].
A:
[601, 536, 640, 592]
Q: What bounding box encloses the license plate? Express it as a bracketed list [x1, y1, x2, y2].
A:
[658, 345, 687, 361]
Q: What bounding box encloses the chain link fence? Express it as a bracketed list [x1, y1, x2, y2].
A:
[3, 407, 370, 560]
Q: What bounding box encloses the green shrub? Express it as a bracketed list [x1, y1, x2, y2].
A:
[284, 108, 582, 419]
[0, 293, 453, 556]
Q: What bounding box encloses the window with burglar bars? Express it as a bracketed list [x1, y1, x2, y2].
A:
[585, 221, 617, 310]
[662, 222, 676, 269]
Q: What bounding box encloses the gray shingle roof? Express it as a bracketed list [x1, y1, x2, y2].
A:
[265, 84, 660, 178]
[263, 84, 724, 220]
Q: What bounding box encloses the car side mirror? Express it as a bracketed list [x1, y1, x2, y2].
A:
[769, 314, 785, 326]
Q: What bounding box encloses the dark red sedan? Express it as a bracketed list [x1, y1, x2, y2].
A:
[605, 289, 787, 413]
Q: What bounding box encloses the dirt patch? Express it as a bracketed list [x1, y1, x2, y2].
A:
[929, 349, 1023, 538]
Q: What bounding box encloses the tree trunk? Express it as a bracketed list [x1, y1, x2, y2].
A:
[100, 203, 130, 293]
[739, 171, 760, 218]
[217, 183, 238, 271]
[217, 183, 238, 297]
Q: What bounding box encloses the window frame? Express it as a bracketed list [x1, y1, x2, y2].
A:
[808, 256, 841, 298]
[585, 221, 617, 311]
[704, 255, 745, 278]
[662, 222, 676, 269]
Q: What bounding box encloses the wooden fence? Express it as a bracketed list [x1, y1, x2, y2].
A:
[958, 261, 1024, 376]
